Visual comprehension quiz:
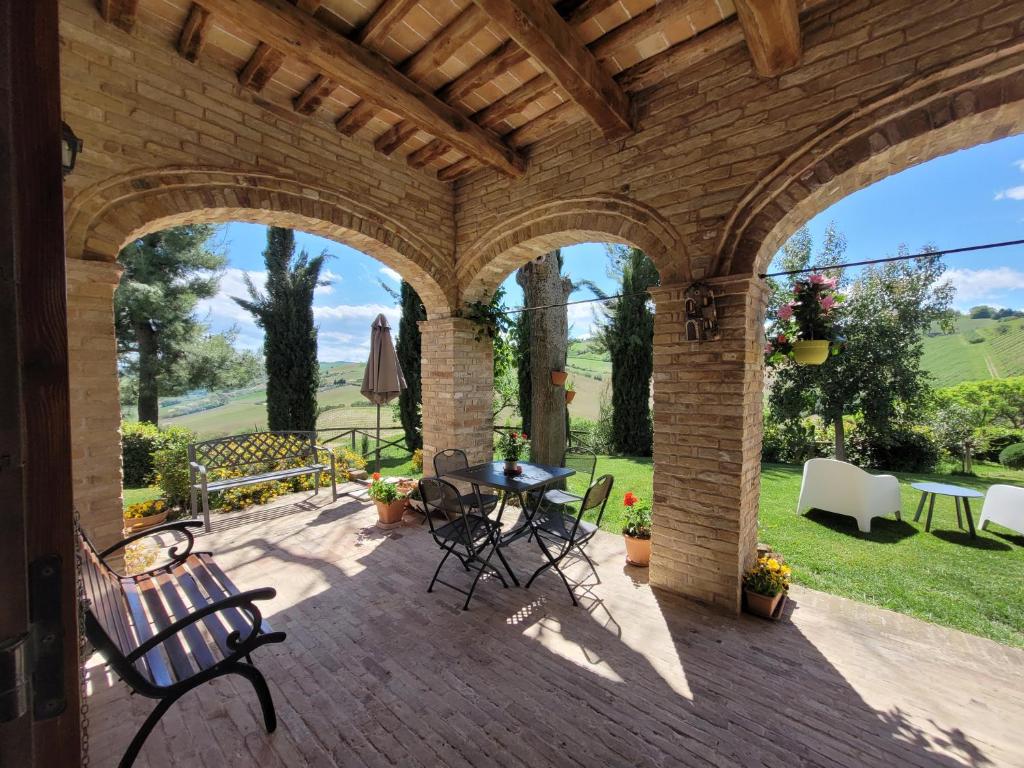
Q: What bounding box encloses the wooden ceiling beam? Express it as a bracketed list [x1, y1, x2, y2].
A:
[202, 0, 524, 176]
[97, 0, 140, 32]
[238, 41, 286, 91]
[407, 138, 452, 169]
[437, 157, 478, 182]
[374, 122, 420, 155]
[590, 0, 706, 65]
[293, 74, 337, 114]
[470, 0, 633, 138]
[734, 0, 802, 77]
[561, 0, 620, 27]
[474, 73, 554, 130]
[335, 101, 378, 136]
[505, 101, 580, 148]
[294, 0, 321, 12]
[437, 39, 531, 105]
[356, 0, 420, 47]
[401, 5, 491, 83]
[178, 3, 214, 63]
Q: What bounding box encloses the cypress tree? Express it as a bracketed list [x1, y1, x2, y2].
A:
[234, 227, 327, 431]
[396, 281, 425, 450]
[600, 247, 659, 456]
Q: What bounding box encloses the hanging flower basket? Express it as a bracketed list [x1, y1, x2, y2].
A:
[765, 273, 844, 367]
[550, 370, 568, 386]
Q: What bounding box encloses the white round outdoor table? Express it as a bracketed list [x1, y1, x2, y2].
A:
[911, 481, 983, 538]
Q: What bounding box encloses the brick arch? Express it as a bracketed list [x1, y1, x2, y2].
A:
[65, 167, 455, 315]
[457, 195, 689, 303]
[716, 55, 1024, 277]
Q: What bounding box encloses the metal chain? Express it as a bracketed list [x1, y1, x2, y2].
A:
[73, 510, 91, 767]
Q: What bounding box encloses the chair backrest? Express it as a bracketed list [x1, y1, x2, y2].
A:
[189, 431, 316, 471]
[418, 477, 481, 550]
[981, 484, 1024, 532]
[563, 448, 597, 487]
[566, 474, 615, 537]
[433, 448, 469, 477]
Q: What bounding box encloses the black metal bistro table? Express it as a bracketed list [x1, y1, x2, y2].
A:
[441, 461, 575, 586]
[911, 481, 983, 538]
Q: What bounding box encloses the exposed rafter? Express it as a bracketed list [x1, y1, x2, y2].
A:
[470, 0, 634, 138]
[356, 0, 420, 47]
[335, 101, 378, 137]
[590, 0, 707, 65]
[374, 122, 419, 155]
[474, 74, 554, 130]
[437, 39, 531, 105]
[614, 21, 744, 93]
[201, 0, 524, 177]
[238, 41, 286, 91]
[177, 4, 213, 63]
[97, 0, 139, 32]
[734, 0, 802, 77]
[406, 138, 452, 169]
[293, 74, 336, 115]
[437, 157, 477, 182]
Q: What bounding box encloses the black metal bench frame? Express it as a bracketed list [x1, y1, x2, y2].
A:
[189, 430, 337, 531]
[78, 520, 286, 768]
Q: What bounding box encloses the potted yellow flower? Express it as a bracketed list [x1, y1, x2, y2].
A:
[742, 556, 791, 618]
[368, 472, 406, 529]
[123, 498, 168, 532]
[621, 492, 651, 567]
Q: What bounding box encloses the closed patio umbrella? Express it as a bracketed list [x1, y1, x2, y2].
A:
[361, 313, 406, 472]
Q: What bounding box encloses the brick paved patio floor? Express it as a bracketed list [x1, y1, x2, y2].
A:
[86, 488, 1024, 767]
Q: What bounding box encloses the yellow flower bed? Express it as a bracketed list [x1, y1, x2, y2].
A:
[124, 498, 167, 519]
[743, 556, 792, 597]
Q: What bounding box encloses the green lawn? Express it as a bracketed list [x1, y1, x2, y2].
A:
[123, 485, 162, 506]
[758, 461, 1024, 648]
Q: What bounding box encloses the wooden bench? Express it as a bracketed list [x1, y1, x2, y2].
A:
[77, 519, 286, 768]
[189, 430, 337, 530]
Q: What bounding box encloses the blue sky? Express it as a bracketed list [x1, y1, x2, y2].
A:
[199, 134, 1024, 361]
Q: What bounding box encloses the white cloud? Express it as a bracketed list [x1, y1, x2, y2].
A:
[1014, 159, 1024, 172]
[944, 267, 1024, 303]
[195, 268, 265, 328]
[317, 269, 341, 295]
[314, 303, 400, 323]
[567, 301, 602, 339]
[994, 185, 1024, 201]
[380, 266, 402, 283]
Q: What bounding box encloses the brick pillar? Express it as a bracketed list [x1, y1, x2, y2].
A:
[419, 317, 494, 475]
[66, 258, 125, 551]
[649, 277, 768, 612]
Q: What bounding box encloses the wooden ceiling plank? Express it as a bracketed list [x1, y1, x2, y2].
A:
[178, 3, 214, 63]
[407, 138, 452, 168]
[615, 20, 743, 93]
[374, 121, 420, 155]
[561, 0, 620, 27]
[294, 74, 337, 114]
[97, 0, 140, 32]
[734, 0, 802, 77]
[356, 0, 421, 47]
[506, 100, 581, 148]
[437, 156, 478, 182]
[470, 0, 633, 138]
[238, 41, 287, 91]
[197, 0, 524, 175]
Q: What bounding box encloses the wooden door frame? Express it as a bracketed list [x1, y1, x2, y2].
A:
[0, 0, 82, 764]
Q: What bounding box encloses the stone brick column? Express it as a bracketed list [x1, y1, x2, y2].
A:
[649, 277, 768, 613]
[66, 258, 125, 551]
[419, 317, 494, 475]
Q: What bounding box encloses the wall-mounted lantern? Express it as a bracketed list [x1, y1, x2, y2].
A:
[61, 121, 83, 178]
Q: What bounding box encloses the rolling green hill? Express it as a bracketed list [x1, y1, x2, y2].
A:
[921, 316, 1024, 388]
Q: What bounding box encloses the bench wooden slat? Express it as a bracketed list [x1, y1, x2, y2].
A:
[81, 545, 135, 657]
[121, 579, 174, 688]
[175, 558, 234, 656]
[188, 556, 256, 645]
[155, 572, 218, 673]
[137, 576, 195, 682]
[199, 555, 274, 636]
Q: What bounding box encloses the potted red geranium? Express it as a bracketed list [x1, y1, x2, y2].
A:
[621, 492, 651, 567]
[765, 273, 843, 366]
[368, 472, 406, 528]
[498, 429, 528, 475]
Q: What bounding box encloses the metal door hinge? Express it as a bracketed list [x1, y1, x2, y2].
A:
[29, 555, 66, 720]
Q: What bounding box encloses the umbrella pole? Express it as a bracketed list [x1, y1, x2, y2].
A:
[376, 403, 381, 473]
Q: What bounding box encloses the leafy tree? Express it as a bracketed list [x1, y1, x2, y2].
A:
[115, 225, 260, 425]
[597, 246, 660, 456]
[768, 225, 954, 460]
[233, 227, 329, 431]
[969, 305, 994, 318]
[929, 399, 989, 473]
[395, 281, 426, 450]
[936, 377, 1024, 429]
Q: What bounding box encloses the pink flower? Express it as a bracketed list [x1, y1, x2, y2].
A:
[764, 343, 774, 354]
[809, 273, 828, 285]
[777, 303, 794, 321]
[820, 295, 836, 311]
[824, 277, 839, 289]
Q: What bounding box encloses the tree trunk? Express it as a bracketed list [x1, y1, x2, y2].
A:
[833, 413, 846, 462]
[516, 251, 571, 466]
[136, 320, 160, 425]
[963, 445, 973, 474]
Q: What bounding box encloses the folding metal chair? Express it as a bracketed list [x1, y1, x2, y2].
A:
[525, 473, 614, 606]
[543, 448, 597, 506]
[432, 448, 500, 516]
[419, 477, 511, 610]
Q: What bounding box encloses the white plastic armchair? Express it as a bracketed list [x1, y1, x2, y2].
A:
[978, 484, 1024, 536]
[796, 458, 902, 533]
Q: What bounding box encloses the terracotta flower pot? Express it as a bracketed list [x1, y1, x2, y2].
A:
[744, 588, 783, 619]
[792, 339, 830, 365]
[623, 534, 651, 567]
[565, 390, 576, 404]
[123, 509, 168, 532]
[375, 499, 406, 529]
[503, 460, 520, 475]
[550, 370, 568, 386]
